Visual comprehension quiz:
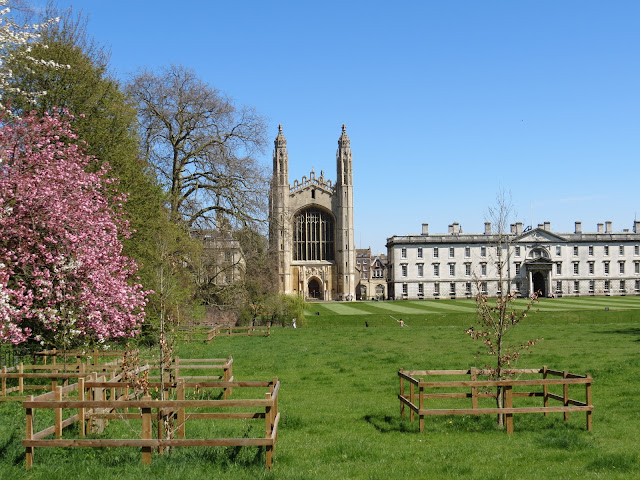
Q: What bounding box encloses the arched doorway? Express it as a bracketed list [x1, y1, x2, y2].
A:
[532, 272, 546, 297]
[359, 285, 367, 300]
[308, 278, 322, 299]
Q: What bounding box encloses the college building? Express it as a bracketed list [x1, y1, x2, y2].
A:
[387, 221, 640, 299]
[355, 248, 388, 300]
[269, 125, 356, 301]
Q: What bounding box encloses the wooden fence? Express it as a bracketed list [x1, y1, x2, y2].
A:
[182, 325, 270, 343]
[34, 348, 129, 366]
[23, 371, 280, 470]
[398, 367, 593, 434]
[1, 362, 117, 402]
[2, 356, 234, 402]
[164, 357, 234, 399]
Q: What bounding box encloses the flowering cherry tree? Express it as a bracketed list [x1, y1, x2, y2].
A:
[0, 112, 148, 345]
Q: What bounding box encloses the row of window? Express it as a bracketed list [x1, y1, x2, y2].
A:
[398, 279, 640, 296]
[399, 260, 640, 278]
[399, 245, 640, 259]
[362, 270, 385, 280]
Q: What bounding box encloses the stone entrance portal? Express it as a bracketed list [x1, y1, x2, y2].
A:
[308, 278, 322, 299]
[532, 271, 546, 297]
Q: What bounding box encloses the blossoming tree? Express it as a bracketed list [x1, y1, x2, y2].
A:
[0, 0, 66, 116]
[0, 112, 148, 346]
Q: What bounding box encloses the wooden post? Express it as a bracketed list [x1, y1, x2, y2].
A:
[55, 385, 63, 438]
[470, 367, 478, 411]
[409, 381, 415, 423]
[141, 395, 152, 465]
[177, 379, 185, 439]
[419, 378, 424, 433]
[52, 348, 57, 366]
[399, 370, 405, 418]
[273, 377, 279, 441]
[110, 371, 116, 401]
[91, 374, 106, 434]
[25, 395, 34, 470]
[173, 356, 180, 384]
[586, 375, 592, 431]
[93, 349, 99, 366]
[542, 366, 549, 416]
[157, 408, 164, 455]
[504, 384, 514, 434]
[563, 371, 569, 422]
[265, 392, 273, 470]
[18, 362, 24, 394]
[79, 377, 86, 437]
[1, 366, 6, 397]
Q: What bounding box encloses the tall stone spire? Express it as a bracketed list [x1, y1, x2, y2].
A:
[335, 124, 355, 300]
[273, 124, 288, 184]
[336, 124, 352, 186]
[269, 124, 291, 294]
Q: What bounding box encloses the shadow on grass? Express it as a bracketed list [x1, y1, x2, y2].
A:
[364, 412, 592, 436]
[600, 327, 640, 341]
[585, 452, 640, 474]
[363, 414, 414, 433]
[0, 427, 25, 466]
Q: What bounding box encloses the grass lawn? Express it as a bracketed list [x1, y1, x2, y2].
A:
[1, 296, 639, 479]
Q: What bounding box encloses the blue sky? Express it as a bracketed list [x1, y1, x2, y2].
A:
[29, 0, 640, 253]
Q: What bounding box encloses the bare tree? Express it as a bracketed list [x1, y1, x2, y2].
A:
[467, 191, 541, 426]
[127, 64, 269, 228]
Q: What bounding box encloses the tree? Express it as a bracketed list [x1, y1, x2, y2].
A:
[0, 0, 65, 116]
[3, 6, 197, 333]
[127, 64, 269, 229]
[235, 226, 279, 324]
[0, 112, 148, 346]
[466, 191, 540, 426]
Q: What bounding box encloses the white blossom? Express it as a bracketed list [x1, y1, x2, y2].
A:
[0, 0, 68, 116]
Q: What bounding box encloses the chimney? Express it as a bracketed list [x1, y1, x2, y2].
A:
[597, 223, 604, 233]
[575, 221, 582, 234]
[484, 222, 491, 235]
[516, 222, 523, 235]
[422, 223, 429, 235]
[605, 221, 612, 233]
[452, 222, 460, 234]
[510, 224, 516, 234]
[634, 220, 640, 233]
[544, 221, 550, 232]
[448, 224, 453, 234]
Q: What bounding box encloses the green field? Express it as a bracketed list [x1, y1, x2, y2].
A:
[1, 296, 639, 479]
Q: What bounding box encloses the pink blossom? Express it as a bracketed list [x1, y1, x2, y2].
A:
[0, 112, 149, 344]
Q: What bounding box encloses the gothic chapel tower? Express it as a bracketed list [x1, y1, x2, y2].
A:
[269, 125, 292, 294]
[269, 125, 356, 301]
[335, 125, 356, 300]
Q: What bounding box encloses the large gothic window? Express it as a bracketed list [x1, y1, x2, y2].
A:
[293, 207, 335, 261]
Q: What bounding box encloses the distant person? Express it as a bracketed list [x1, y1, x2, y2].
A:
[365, 321, 369, 327]
[292, 318, 297, 328]
[396, 317, 406, 327]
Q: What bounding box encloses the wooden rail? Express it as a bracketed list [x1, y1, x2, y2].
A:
[23, 373, 280, 470]
[398, 366, 593, 434]
[34, 349, 129, 366]
[1, 362, 124, 401]
[2, 357, 234, 402]
[182, 326, 270, 343]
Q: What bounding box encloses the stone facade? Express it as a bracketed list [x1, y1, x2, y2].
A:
[192, 228, 245, 287]
[269, 125, 356, 301]
[356, 248, 388, 300]
[387, 221, 640, 299]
